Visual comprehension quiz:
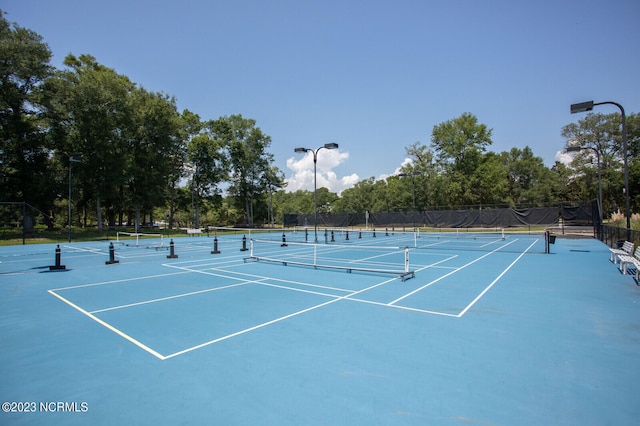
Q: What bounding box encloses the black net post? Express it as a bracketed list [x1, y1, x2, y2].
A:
[167, 239, 178, 258]
[105, 242, 120, 265]
[211, 237, 221, 254]
[49, 245, 66, 270]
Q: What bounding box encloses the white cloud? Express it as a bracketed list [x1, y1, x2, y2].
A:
[377, 157, 414, 181]
[286, 149, 359, 194]
[286, 155, 418, 194]
[555, 150, 573, 165]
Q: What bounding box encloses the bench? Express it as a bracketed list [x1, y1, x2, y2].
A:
[610, 241, 634, 264]
[186, 228, 202, 236]
[618, 246, 640, 276]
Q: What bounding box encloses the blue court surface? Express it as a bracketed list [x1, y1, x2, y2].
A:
[1, 231, 639, 425]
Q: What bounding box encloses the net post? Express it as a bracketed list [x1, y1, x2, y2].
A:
[545, 230, 549, 254]
[404, 247, 409, 273]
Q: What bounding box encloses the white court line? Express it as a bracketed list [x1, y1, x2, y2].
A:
[162, 274, 401, 360]
[48, 289, 167, 360]
[199, 265, 357, 294]
[455, 239, 538, 317]
[62, 245, 108, 256]
[50, 239, 532, 360]
[50, 271, 192, 292]
[388, 239, 519, 305]
[90, 280, 264, 314]
[344, 297, 459, 317]
[256, 281, 350, 299]
[162, 262, 284, 284]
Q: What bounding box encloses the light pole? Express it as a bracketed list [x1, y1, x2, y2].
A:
[566, 145, 603, 226]
[68, 155, 82, 242]
[294, 143, 339, 243]
[571, 100, 628, 240]
[399, 171, 420, 210]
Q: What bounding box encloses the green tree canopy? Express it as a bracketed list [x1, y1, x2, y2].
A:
[0, 10, 54, 208]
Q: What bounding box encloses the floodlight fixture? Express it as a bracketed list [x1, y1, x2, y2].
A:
[565, 146, 584, 153]
[570, 101, 594, 114]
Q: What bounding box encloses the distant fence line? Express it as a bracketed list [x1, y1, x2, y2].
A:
[284, 201, 598, 229]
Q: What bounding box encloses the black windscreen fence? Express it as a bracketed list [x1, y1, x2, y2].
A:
[284, 201, 598, 229]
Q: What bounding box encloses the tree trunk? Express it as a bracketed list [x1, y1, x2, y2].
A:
[96, 196, 103, 231]
[135, 206, 141, 233]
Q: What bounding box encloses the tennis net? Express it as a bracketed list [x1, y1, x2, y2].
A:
[245, 238, 415, 281]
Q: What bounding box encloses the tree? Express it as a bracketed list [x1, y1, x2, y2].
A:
[403, 142, 436, 210]
[470, 152, 508, 206]
[186, 117, 228, 228]
[0, 10, 55, 211]
[126, 87, 182, 230]
[44, 54, 134, 229]
[221, 115, 277, 226]
[431, 113, 493, 206]
[562, 112, 626, 216]
[503, 146, 552, 206]
[431, 113, 492, 172]
[263, 166, 286, 226]
[334, 177, 377, 213]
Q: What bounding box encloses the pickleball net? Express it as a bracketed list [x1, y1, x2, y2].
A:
[323, 227, 547, 254]
[115, 231, 166, 249]
[245, 238, 415, 281]
[208, 226, 311, 243]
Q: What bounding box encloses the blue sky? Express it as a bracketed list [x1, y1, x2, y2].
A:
[5, 0, 639, 193]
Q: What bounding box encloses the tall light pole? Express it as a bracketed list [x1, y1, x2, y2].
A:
[294, 143, 339, 243]
[399, 171, 420, 210]
[68, 155, 82, 242]
[570, 100, 628, 240]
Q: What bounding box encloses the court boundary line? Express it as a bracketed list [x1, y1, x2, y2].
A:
[456, 239, 538, 317]
[48, 289, 167, 360]
[162, 274, 400, 360]
[46, 238, 537, 360]
[89, 280, 262, 314]
[164, 261, 357, 294]
[388, 239, 519, 305]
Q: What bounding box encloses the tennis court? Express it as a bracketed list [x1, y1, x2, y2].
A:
[1, 229, 639, 425]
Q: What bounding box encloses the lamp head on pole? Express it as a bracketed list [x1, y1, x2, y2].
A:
[565, 146, 584, 153]
[323, 142, 339, 150]
[570, 101, 594, 114]
[294, 147, 309, 153]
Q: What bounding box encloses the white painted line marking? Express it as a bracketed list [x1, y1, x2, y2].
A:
[456, 239, 538, 317]
[162, 275, 400, 360]
[89, 281, 260, 314]
[388, 239, 519, 305]
[50, 271, 192, 292]
[48, 289, 166, 360]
